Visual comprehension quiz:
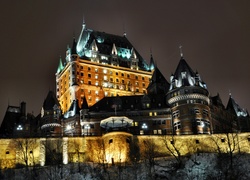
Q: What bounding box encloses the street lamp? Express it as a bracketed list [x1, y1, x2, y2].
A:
[85, 124, 90, 136]
[141, 123, 148, 135]
[17, 125, 23, 130]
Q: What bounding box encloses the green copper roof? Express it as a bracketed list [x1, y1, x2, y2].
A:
[57, 57, 64, 74]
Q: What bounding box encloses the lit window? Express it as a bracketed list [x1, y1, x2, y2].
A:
[95, 68, 98, 72]
[103, 82, 108, 87]
[95, 75, 98, 79]
[154, 112, 157, 116]
[95, 82, 99, 86]
[153, 130, 157, 134]
[149, 112, 152, 116]
[95, 91, 99, 95]
[104, 92, 108, 96]
[103, 69, 107, 74]
[104, 76, 107, 81]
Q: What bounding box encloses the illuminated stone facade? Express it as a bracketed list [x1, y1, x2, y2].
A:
[1, 133, 250, 168]
[56, 22, 153, 114]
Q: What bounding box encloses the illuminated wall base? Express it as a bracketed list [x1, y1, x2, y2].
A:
[1, 133, 250, 169]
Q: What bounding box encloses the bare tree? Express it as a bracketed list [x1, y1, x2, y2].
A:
[211, 132, 248, 179]
[15, 138, 38, 167]
[68, 138, 86, 173]
[162, 135, 183, 170]
[42, 138, 69, 180]
[141, 138, 159, 179]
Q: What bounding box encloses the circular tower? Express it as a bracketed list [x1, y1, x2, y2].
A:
[166, 57, 211, 135]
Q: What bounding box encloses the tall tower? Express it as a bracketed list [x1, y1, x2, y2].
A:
[56, 22, 153, 113]
[166, 57, 211, 135]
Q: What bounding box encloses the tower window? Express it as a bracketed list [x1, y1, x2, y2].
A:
[174, 121, 181, 130]
[203, 109, 209, 116]
[172, 110, 180, 119]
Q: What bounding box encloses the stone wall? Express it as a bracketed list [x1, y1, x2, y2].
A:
[1, 132, 250, 169]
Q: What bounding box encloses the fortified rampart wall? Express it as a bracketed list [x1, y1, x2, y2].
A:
[1, 132, 250, 169]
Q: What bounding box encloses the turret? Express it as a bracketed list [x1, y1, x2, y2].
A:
[166, 56, 211, 135]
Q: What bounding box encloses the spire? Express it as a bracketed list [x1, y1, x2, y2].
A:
[76, 19, 89, 56]
[179, 45, 184, 58]
[71, 36, 77, 55]
[149, 53, 155, 71]
[56, 56, 64, 74]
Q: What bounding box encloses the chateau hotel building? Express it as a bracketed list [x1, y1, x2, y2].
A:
[1, 21, 249, 138]
[56, 22, 153, 113]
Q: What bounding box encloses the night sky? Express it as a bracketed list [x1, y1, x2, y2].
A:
[1, 0, 250, 122]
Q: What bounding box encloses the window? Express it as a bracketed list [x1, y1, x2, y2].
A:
[109, 139, 113, 144]
[172, 110, 180, 119]
[174, 121, 181, 130]
[88, 67, 91, 71]
[203, 109, 209, 116]
[194, 108, 200, 114]
[88, 74, 91, 78]
[88, 81, 91, 85]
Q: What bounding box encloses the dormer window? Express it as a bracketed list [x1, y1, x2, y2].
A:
[181, 71, 187, 79]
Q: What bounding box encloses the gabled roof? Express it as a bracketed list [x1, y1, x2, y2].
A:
[43, 91, 60, 111]
[169, 57, 207, 90]
[226, 95, 249, 117]
[173, 57, 196, 81]
[147, 67, 170, 94]
[76, 23, 149, 71]
[210, 93, 225, 108]
[64, 99, 81, 118]
[81, 96, 89, 109]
